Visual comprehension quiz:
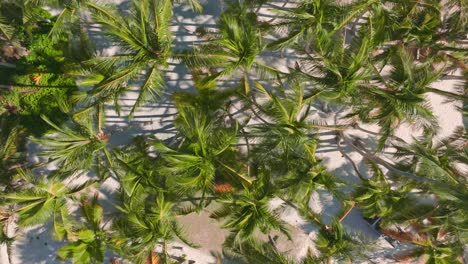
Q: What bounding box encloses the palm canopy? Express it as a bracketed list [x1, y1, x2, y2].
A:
[181, 1, 280, 94]
[369, 129, 468, 263]
[347, 47, 439, 149]
[1, 169, 89, 239]
[25, 0, 90, 39]
[0, 126, 25, 184]
[292, 20, 375, 100]
[353, 161, 414, 218]
[111, 192, 196, 263]
[248, 81, 326, 171]
[57, 193, 106, 264]
[31, 113, 111, 177]
[276, 164, 342, 206]
[170, 68, 238, 118]
[367, 0, 442, 45]
[83, 0, 173, 116]
[313, 220, 364, 263]
[152, 106, 244, 202]
[268, 0, 376, 49]
[393, 127, 467, 185]
[0, 15, 17, 45]
[211, 172, 291, 245]
[366, 0, 467, 71]
[112, 136, 168, 198]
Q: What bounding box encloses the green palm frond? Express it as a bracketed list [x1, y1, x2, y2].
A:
[154, 107, 240, 198]
[0, 15, 16, 44]
[223, 238, 297, 264]
[268, 0, 376, 49]
[392, 128, 467, 185]
[249, 81, 323, 170]
[212, 173, 291, 244]
[2, 170, 88, 239]
[111, 192, 197, 260]
[57, 193, 106, 264]
[353, 161, 414, 219]
[180, 1, 279, 90]
[32, 114, 109, 174]
[84, 0, 173, 114]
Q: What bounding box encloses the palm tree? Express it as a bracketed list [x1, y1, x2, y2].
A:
[0, 15, 16, 46]
[211, 172, 291, 245]
[267, 0, 376, 49]
[110, 192, 197, 263]
[367, 0, 467, 71]
[312, 220, 365, 263]
[1, 169, 91, 240]
[181, 1, 281, 94]
[83, 0, 173, 116]
[32, 112, 112, 178]
[348, 47, 439, 149]
[152, 105, 248, 206]
[248, 80, 342, 172]
[170, 68, 238, 119]
[276, 164, 342, 207]
[23, 0, 90, 40]
[111, 136, 168, 198]
[57, 193, 106, 264]
[393, 127, 468, 185]
[353, 161, 414, 219]
[0, 126, 26, 184]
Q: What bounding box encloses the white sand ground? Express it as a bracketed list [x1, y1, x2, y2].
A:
[2, 0, 465, 263]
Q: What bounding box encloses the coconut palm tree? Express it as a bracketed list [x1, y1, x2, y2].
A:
[110, 192, 197, 264]
[393, 127, 468, 185]
[348, 46, 440, 149]
[368, 0, 467, 69]
[57, 193, 106, 264]
[353, 161, 414, 219]
[23, 0, 90, 40]
[111, 135, 171, 198]
[152, 105, 247, 206]
[83, 0, 173, 116]
[211, 172, 291, 245]
[32, 111, 112, 178]
[1, 169, 91, 240]
[268, 0, 377, 49]
[181, 1, 281, 94]
[0, 15, 16, 45]
[312, 220, 365, 263]
[276, 164, 343, 206]
[170, 68, 238, 119]
[248, 80, 342, 172]
[0, 126, 26, 184]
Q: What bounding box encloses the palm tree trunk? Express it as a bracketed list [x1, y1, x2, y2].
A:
[267, 235, 278, 250]
[0, 212, 15, 264]
[336, 135, 366, 180]
[218, 161, 253, 185]
[0, 241, 10, 264]
[426, 87, 467, 101]
[278, 196, 326, 230]
[338, 202, 355, 223]
[338, 132, 436, 183]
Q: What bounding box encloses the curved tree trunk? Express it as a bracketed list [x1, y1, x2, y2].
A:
[0, 244, 10, 264]
[0, 213, 15, 264]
